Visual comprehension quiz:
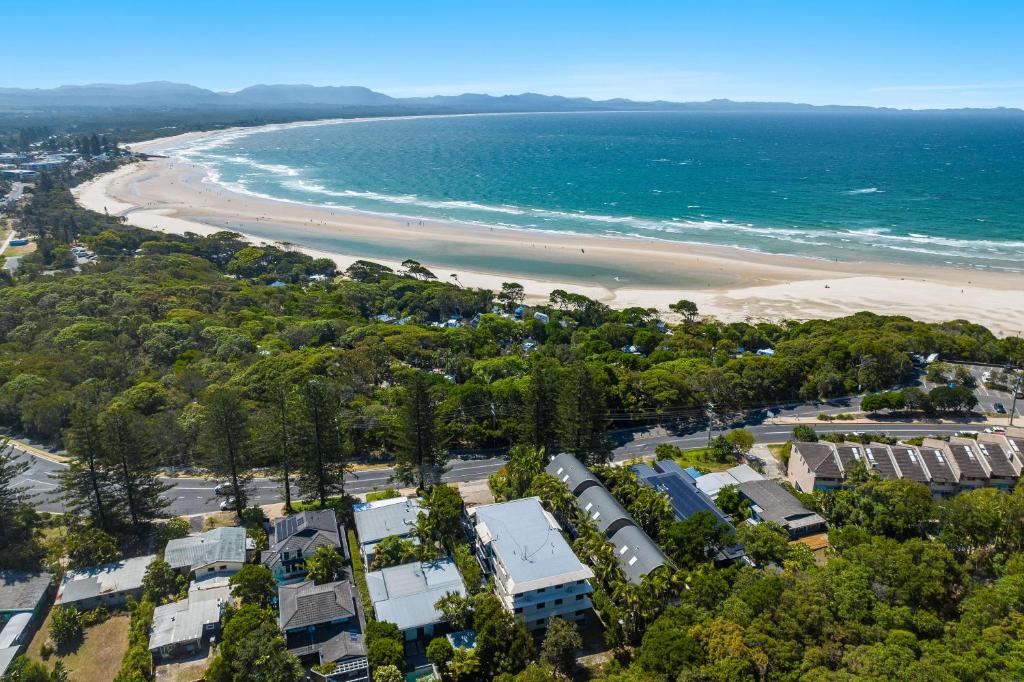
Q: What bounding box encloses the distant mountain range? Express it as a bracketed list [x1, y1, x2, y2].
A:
[0, 81, 1020, 114]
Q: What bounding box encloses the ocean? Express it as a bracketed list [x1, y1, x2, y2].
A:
[167, 111, 1024, 272]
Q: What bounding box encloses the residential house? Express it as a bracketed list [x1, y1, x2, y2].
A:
[351, 497, 423, 565]
[0, 571, 52, 626]
[693, 464, 765, 499]
[164, 527, 248, 581]
[148, 584, 231, 659]
[278, 580, 368, 681]
[471, 497, 594, 630]
[787, 442, 846, 492]
[736, 480, 827, 538]
[262, 510, 344, 583]
[366, 558, 466, 640]
[56, 556, 154, 610]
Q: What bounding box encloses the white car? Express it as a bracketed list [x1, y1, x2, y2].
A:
[213, 482, 231, 496]
[219, 497, 236, 512]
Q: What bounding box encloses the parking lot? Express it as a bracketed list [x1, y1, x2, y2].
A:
[925, 363, 1022, 419]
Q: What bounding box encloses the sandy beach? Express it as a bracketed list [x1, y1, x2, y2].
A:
[72, 123, 1024, 336]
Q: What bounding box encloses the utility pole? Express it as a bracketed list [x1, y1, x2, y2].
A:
[706, 402, 715, 447]
[1010, 370, 1022, 427]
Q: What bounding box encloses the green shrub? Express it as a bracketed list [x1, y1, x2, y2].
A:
[49, 606, 83, 650]
[366, 488, 401, 502]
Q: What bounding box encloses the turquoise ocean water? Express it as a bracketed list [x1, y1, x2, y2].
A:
[168, 112, 1024, 272]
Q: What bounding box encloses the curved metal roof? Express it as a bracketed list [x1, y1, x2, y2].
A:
[609, 525, 669, 585]
[546, 452, 602, 496]
[576, 485, 635, 537]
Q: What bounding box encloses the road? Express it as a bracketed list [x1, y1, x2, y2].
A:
[9, 419, 981, 516]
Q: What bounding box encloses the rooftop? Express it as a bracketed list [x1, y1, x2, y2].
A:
[546, 452, 602, 496]
[473, 497, 593, 594]
[352, 497, 423, 546]
[164, 527, 247, 572]
[576, 485, 634, 537]
[738, 480, 826, 535]
[278, 580, 356, 632]
[366, 558, 466, 631]
[794, 442, 844, 478]
[263, 510, 343, 570]
[0, 571, 51, 613]
[610, 525, 669, 585]
[149, 585, 230, 651]
[57, 555, 155, 605]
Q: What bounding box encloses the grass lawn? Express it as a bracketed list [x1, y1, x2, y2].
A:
[768, 442, 793, 468]
[203, 511, 240, 530]
[26, 610, 130, 682]
[665, 447, 735, 473]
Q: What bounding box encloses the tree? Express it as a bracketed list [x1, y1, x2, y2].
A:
[65, 525, 120, 569]
[55, 404, 118, 531]
[736, 521, 792, 566]
[716, 485, 751, 524]
[520, 357, 563, 454]
[709, 435, 736, 464]
[206, 605, 303, 682]
[254, 382, 298, 513]
[199, 386, 254, 516]
[557, 362, 611, 465]
[435, 592, 475, 630]
[159, 517, 191, 547]
[98, 405, 170, 532]
[491, 445, 544, 501]
[418, 484, 464, 552]
[370, 535, 420, 570]
[305, 545, 342, 585]
[497, 281, 525, 310]
[664, 511, 735, 568]
[791, 425, 818, 442]
[0, 439, 33, 551]
[540, 617, 582, 678]
[473, 592, 534, 678]
[427, 637, 455, 678]
[669, 299, 699, 322]
[395, 371, 447, 490]
[142, 557, 185, 604]
[229, 564, 276, 606]
[371, 665, 404, 682]
[49, 606, 82, 650]
[450, 647, 481, 681]
[293, 378, 350, 506]
[453, 543, 483, 595]
[725, 428, 755, 455]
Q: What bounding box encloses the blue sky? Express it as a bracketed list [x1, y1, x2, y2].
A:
[5, 1, 1024, 108]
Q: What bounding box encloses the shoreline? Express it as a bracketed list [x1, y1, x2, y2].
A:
[71, 120, 1024, 336]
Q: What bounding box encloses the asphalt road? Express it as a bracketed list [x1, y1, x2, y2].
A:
[9, 419, 981, 516]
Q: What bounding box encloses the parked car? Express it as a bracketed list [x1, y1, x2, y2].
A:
[220, 497, 236, 511]
[214, 482, 231, 496]
[994, 403, 1007, 414]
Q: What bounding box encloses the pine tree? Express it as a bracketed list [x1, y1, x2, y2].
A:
[55, 405, 120, 530]
[520, 357, 562, 453]
[394, 371, 447, 490]
[293, 378, 349, 505]
[254, 382, 297, 513]
[199, 386, 254, 517]
[0, 439, 33, 550]
[99, 405, 170, 532]
[557, 362, 611, 465]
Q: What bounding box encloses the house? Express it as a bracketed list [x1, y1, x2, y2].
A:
[471, 497, 594, 630]
[693, 464, 765, 499]
[148, 584, 231, 659]
[547, 453, 670, 583]
[366, 558, 466, 640]
[736, 480, 827, 538]
[56, 555, 155, 610]
[164, 527, 248, 581]
[262, 510, 344, 583]
[939, 438, 991, 491]
[278, 580, 368, 681]
[352, 497, 423, 565]
[787, 442, 847, 492]
[0, 571, 52, 626]
[0, 612, 37, 676]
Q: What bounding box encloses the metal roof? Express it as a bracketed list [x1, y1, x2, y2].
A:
[976, 441, 1017, 478]
[863, 445, 900, 479]
[610, 525, 669, 585]
[263, 510, 343, 570]
[164, 527, 247, 572]
[737, 480, 826, 535]
[278, 580, 356, 632]
[352, 497, 423, 545]
[651, 458, 697, 483]
[473, 497, 593, 594]
[0, 613, 31, 649]
[920, 447, 956, 483]
[889, 446, 930, 483]
[575, 486, 635, 537]
[639, 470, 732, 527]
[0, 571, 51, 612]
[546, 452, 602, 496]
[148, 586, 229, 651]
[57, 555, 154, 605]
[366, 558, 466, 632]
[794, 442, 843, 478]
[947, 441, 988, 480]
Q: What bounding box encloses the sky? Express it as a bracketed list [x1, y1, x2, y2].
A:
[5, 0, 1024, 109]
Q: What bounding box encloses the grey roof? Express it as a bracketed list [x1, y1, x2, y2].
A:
[164, 527, 247, 572]
[263, 510, 342, 570]
[863, 445, 900, 479]
[366, 559, 466, 631]
[0, 571, 51, 612]
[546, 452, 602, 496]
[976, 441, 1018, 478]
[148, 586, 229, 651]
[652, 458, 697, 483]
[57, 555, 154, 605]
[794, 442, 843, 478]
[0, 613, 31, 649]
[737, 480, 826, 535]
[0, 647, 17, 678]
[889, 446, 930, 483]
[947, 442, 988, 480]
[352, 497, 423, 546]
[919, 447, 956, 483]
[835, 445, 868, 472]
[473, 497, 593, 594]
[609, 525, 669, 585]
[575, 486, 635, 537]
[288, 629, 367, 664]
[278, 580, 356, 631]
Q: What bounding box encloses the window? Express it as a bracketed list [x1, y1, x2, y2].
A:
[207, 567, 215, 573]
[514, 607, 523, 613]
[554, 599, 563, 606]
[219, 565, 226, 570]
[536, 619, 545, 626]
[536, 602, 546, 610]
[575, 594, 584, 601]
[536, 587, 545, 594]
